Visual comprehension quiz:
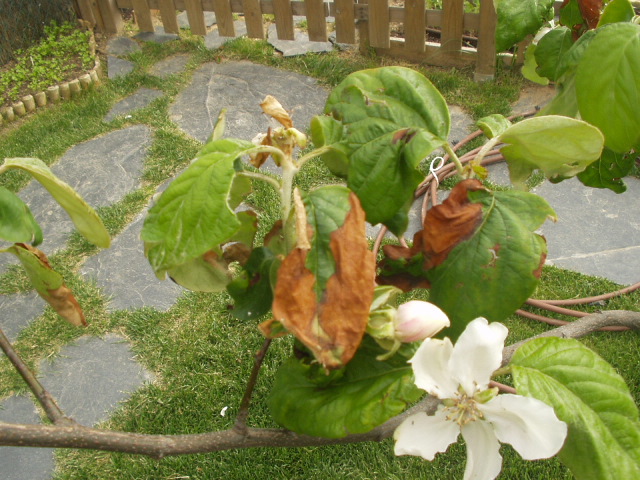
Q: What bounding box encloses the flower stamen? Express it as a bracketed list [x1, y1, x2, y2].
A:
[443, 393, 484, 426]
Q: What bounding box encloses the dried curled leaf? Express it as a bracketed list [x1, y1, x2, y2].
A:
[9, 243, 86, 326]
[260, 95, 293, 128]
[271, 193, 375, 369]
[422, 179, 485, 269]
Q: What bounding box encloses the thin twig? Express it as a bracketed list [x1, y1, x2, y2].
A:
[0, 327, 74, 426]
[234, 338, 272, 434]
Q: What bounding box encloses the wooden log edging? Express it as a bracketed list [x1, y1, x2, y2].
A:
[0, 57, 102, 127]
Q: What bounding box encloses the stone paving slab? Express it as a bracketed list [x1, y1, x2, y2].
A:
[267, 24, 334, 56]
[204, 21, 248, 50]
[0, 292, 46, 343]
[107, 55, 135, 79]
[81, 207, 185, 312]
[149, 54, 191, 78]
[169, 61, 328, 144]
[106, 36, 141, 56]
[104, 88, 164, 121]
[0, 395, 54, 480]
[38, 333, 153, 426]
[134, 27, 180, 44]
[535, 177, 640, 285]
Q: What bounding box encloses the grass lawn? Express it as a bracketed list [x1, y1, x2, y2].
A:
[0, 31, 638, 480]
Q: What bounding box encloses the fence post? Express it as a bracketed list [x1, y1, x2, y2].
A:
[367, 0, 390, 49]
[404, 0, 426, 53]
[97, 0, 124, 33]
[441, 0, 463, 57]
[474, 0, 497, 81]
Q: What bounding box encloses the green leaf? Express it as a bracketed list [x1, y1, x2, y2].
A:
[166, 253, 231, 293]
[559, 0, 584, 28]
[538, 74, 579, 117]
[511, 337, 640, 480]
[0, 186, 42, 245]
[303, 186, 353, 294]
[227, 247, 280, 320]
[310, 115, 350, 177]
[535, 27, 575, 82]
[476, 114, 513, 139]
[540, 29, 598, 116]
[495, 0, 555, 52]
[322, 67, 449, 235]
[2, 158, 110, 248]
[141, 138, 255, 279]
[427, 188, 555, 339]
[268, 337, 421, 438]
[598, 0, 635, 27]
[325, 67, 450, 140]
[577, 148, 636, 193]
[498, 116, 604, 188]
[575, 23, 640, 153]
[521, 43, 551, 85]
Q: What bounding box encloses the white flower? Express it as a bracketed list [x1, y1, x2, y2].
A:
[394, 300, 450, 343]
[394, 317, 567, 480]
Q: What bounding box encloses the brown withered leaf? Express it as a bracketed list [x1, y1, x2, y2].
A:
[317, 193, 375, 367]
[271, 193, 375, 369]
[376, 232, 431, 291]
[46, 285, 86, 327]
[12, 243, 86, 327]
[250, 128, 273, 168]
[421, 179, 485, 270]
[578, 0, 603, 29]
[260, 95, 293, 128]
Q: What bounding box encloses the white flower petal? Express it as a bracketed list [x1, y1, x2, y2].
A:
[461, 420, 502, 480]
[480, 394, 567, 460]
[410, 337, 458, 398]
[394, 409, 460, 460]
[449, 318, 508, 395]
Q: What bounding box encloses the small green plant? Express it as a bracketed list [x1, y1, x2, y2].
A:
[0, 21, 94, 105]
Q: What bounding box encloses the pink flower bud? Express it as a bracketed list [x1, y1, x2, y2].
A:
[394, 301, 450, 343]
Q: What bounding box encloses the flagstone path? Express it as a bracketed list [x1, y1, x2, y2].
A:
[1, 24, 639, 480]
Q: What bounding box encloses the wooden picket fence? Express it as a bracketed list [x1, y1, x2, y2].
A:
[76, 0, 499, 79]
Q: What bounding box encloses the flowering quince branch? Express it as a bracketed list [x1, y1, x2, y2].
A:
[0, 312, 638, 459]
[393, 317, 568, 480]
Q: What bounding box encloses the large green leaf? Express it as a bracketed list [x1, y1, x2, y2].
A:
[539, 30, 597, 116]
[511, 337, 640, 480]
[0, 186, 42, 245]
[495, 0, 555, 52]
[577, 147, 636, 193]
[314, 67, 449, 235]
[141, 138, 254, 279]
[575, 22, 640, 153]
[535, 27, 575, 82]
[324, 67, 450, 140]
[521, 43, 551, 85]
[2, 158, 110, 248]
[598, 0, 635, 26]
[498, 115, 604, 188]
[426, 186, 555, 339]
[268, 337, 421, 438]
